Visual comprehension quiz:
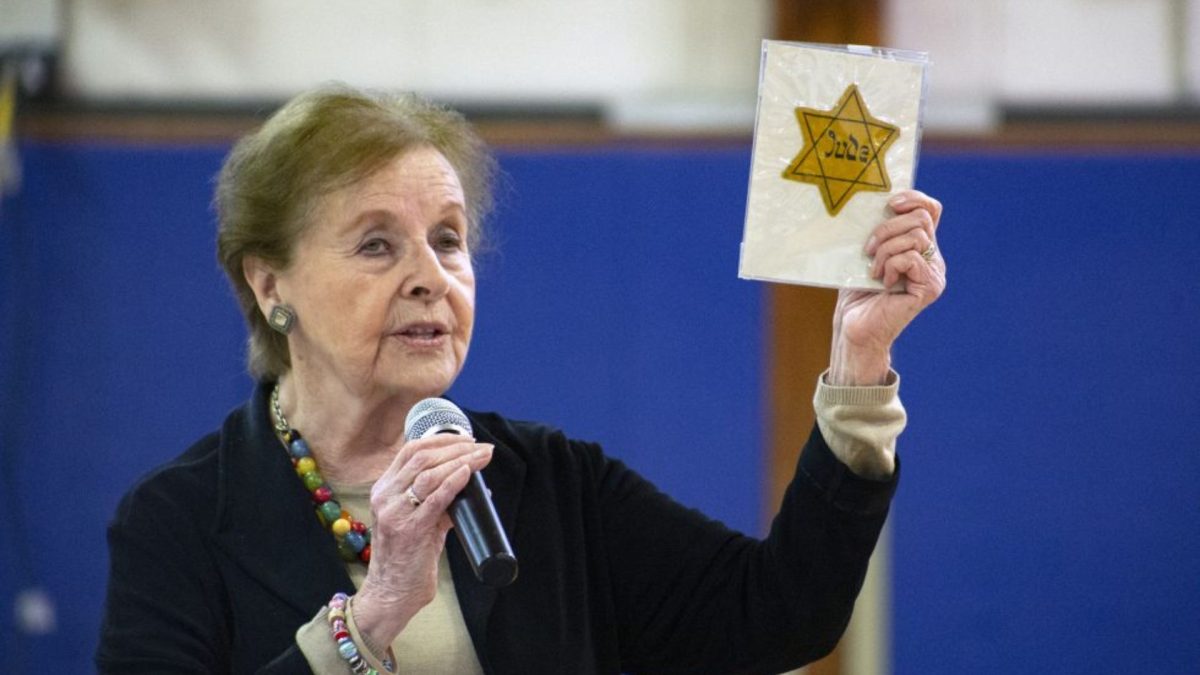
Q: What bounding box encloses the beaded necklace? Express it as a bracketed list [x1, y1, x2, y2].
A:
[271, 384, 372, 565]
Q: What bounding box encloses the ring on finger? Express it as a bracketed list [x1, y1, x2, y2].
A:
[405, 485, 423, 507]
[921, 242, 937, 261]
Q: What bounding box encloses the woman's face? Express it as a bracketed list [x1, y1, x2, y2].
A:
[273, 146, 475, 401]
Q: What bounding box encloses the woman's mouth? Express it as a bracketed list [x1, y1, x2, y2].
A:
[394, 323, 449, 347]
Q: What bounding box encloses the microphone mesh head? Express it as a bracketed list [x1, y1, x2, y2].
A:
[407, 397, 447, 421]
[405, 398, 472, 440]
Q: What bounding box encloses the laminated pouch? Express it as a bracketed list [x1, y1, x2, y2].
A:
[739, 41, 930, 290]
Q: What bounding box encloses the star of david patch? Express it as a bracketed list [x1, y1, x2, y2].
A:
[782, 84, 899, 216]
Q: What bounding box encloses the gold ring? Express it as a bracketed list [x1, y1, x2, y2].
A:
[921, 243, 937, 261]
[405, 485, 423, 507]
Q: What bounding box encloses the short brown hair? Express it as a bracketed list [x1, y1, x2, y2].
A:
[215, 84, 496, 379]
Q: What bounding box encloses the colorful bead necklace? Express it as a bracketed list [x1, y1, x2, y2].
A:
[271, 384, 372, 565]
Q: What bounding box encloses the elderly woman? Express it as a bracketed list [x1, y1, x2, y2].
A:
[96, 85, 945, 674]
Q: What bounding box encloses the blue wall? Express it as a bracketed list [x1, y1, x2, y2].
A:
[891, 153, 1200, 673]
[1, 142, 1197, 672]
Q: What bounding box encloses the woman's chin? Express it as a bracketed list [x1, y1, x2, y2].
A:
[376, 361, 460, 401]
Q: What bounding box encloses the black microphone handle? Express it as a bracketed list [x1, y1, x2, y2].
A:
[405, 400, 518, 588]
[449, 471, 518, 587]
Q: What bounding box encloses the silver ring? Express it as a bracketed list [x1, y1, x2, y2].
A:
[405, 485, 423, 507]
[921, 243, 937, 261]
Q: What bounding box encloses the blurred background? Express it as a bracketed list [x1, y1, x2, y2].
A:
[1, 1, 1197, 673]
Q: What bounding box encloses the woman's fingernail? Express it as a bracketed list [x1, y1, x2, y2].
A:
[865, 236, 877, 254]
[889, 194, 907, 208]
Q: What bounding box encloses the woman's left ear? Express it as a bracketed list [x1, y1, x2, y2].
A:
[243, 255, 281, 318]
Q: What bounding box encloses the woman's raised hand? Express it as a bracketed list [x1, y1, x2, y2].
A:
[351, 433, 493, 647]
[828, 189, 947, 385]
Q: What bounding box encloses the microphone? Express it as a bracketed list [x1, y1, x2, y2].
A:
[404, 398, 518, 587]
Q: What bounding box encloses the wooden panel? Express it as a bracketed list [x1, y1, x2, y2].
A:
[774, 0, 882, 46]
[20, 108, 1200, 150]
[764, 284, 836, 513]
[769, 3, 880, 674]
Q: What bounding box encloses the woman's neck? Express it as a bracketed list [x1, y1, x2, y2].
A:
[275, 372, 418, 484]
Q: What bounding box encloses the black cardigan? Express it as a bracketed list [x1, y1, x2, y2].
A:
[97, 382, 897, 674]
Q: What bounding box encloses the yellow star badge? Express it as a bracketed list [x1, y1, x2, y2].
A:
[782, 84, 899, 216]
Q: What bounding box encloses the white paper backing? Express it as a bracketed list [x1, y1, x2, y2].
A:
[739, 41, 928, 290]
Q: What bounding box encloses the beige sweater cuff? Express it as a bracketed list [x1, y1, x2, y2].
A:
[347, 595, 396, 673]
[813, 368, 907, 480]
[296, 605, 353, 673]
[297, 600, 397, 674]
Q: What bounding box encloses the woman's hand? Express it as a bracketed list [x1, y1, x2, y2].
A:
[351, 434, 493, 647]
[828, 189, 947, 385]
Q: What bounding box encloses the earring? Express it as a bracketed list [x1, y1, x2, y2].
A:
[268, 304, 296, 334]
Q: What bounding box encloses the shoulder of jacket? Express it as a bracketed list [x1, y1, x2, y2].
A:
[110, 401, 246, 525]
[465, 408, 606, 465]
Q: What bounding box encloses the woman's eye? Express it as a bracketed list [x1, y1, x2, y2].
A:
[435, 228, 464, 251]
[359, 238, 390, 256]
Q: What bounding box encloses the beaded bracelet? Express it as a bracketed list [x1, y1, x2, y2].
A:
[327, 593, 377, 675]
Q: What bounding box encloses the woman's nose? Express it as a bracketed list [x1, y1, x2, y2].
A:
[402, 243, 450, 300]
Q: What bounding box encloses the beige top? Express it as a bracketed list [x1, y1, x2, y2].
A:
[298, 371, 906, 673]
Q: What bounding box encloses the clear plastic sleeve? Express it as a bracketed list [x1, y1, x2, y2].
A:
[739, 41, 930, 290]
